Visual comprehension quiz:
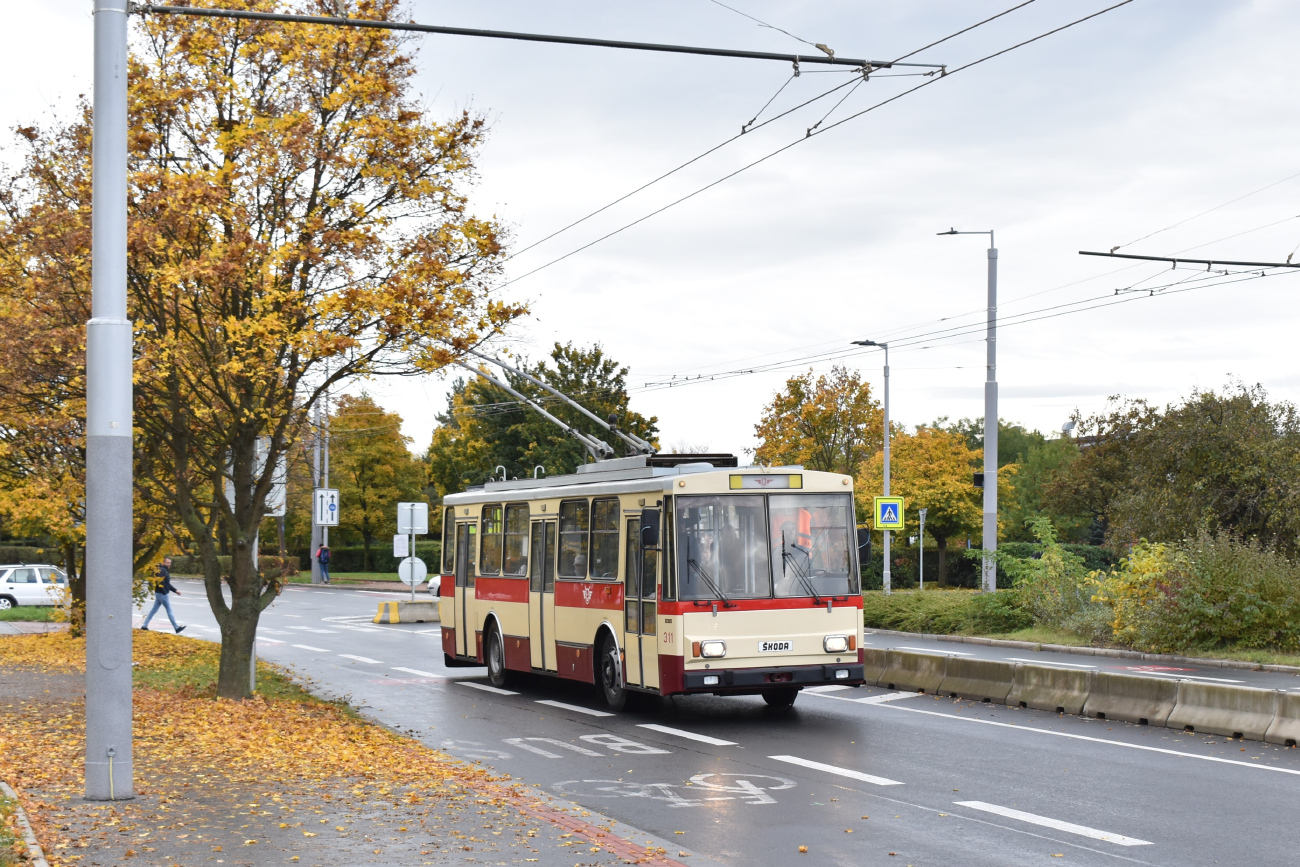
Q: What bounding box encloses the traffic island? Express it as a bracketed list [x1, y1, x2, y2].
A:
[0, 632, 684, 867]
[373, 599, 440, 623]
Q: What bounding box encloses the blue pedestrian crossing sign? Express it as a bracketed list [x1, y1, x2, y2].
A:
[873, 496, 905, 530]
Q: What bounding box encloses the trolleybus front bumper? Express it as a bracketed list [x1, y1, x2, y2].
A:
[682, 662, 865, 694]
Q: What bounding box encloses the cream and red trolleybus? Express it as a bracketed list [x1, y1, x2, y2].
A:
[438, 454, 866, 709]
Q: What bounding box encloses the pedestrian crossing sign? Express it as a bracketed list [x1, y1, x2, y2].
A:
[873, 496, 905, 530]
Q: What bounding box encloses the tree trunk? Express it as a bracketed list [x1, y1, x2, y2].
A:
[212, 537, 267, 699]
[363, 534, 372, 571]
[66, 542, 85, 637]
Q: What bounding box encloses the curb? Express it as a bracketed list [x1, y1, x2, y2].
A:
[866, 628, 1300, 674]
[866, 648, 1300, 746]
[0, 782, 49, 867]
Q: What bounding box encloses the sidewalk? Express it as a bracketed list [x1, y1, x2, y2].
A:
[0, 621, 65, 636]
[0, 633, 689, 867]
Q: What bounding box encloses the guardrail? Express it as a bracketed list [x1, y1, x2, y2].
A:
[863, 647, 1300, 745]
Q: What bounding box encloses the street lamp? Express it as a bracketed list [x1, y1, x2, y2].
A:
[851, 339, 890, 594]
[938, 228, 998, 593]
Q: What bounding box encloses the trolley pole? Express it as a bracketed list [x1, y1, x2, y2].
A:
[939, 228, 998, 592]
[85, 0, 134, 801]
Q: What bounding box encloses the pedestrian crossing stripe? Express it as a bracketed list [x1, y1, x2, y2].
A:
[873, 496, 905, 530]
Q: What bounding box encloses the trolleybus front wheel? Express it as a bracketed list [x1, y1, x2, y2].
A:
[486, 627, 510, 689]
[763, 687, 799, 708]
[598, 636, 628, 711]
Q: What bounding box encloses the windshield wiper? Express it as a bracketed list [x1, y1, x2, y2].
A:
[686, 536, 732, 606]
[781, 532, 822, 604]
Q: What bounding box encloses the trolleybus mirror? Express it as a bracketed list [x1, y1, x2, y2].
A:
[640, 508, 661, 548]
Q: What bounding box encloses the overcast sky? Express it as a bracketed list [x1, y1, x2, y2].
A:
[6, 1, 1299, 462]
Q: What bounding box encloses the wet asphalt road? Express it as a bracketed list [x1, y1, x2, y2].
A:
[149, 581, 1300, 866]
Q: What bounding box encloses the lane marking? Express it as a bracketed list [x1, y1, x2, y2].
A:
[459, 681, 520, 696]
[881, 704, 1300, 777]
[768, 755, 903, 786]
[321, 615, 378, 622]
[255, 637, 286, 645]
[339, 654, 383, 664]
[898, 646, 972, 656]
[637, 724, 737, 746]
[954, 801, 1152, 847]
[353, 590, 415, 598]
[506, 737, 604, 757]
[804, 685, 853, 693]
[292, 644, 329, 652]
[414, 629, 442, 635]
[285, 626, 337, 634]
[1005, 657, 1095, 669]
[536, 699, 614, 717]
[855, 691, 925, 705]
[1123, 670, 1244, 684]
[392, 667, 440, 678]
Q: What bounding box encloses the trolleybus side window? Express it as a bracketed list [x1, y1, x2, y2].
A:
[480, 504, 504, 575]
[769, 493, 858, 597]
[558, 499, 590, 579]
[640, 527, 658, 630]
[442, 508, 455, 573]
[590, 498, 621, 580]
[503, 504, 529, 577]
[675, 495, 772, 601]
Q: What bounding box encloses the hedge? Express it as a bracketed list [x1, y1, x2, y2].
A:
[292, 542, 441, 574]
[0, 546, 59, 565]
[860, 543, 1115, 591]
[168, 555, 300, 577]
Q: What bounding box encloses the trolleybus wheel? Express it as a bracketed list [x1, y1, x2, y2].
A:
[762, 687, 799, 708]
[598, 636, 628, 711]
[486, 627, 509, 688]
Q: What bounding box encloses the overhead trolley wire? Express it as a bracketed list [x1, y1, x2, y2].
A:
[501, 0, 1137, 288]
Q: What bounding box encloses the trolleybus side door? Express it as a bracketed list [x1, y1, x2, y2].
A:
[455, 522, 477, 658]
[528, 520, 558, 671]
[639, 510, 660, 689]
[623, 513, 661, 689]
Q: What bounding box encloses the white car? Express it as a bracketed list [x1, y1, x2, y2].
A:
[0, 565, 68, 609]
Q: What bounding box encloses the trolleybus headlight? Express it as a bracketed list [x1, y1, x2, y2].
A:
[823, 634, 850, 654]
[699, 640, 727, 658]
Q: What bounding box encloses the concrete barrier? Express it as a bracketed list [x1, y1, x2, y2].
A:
[1082, 671, 1177, 726]
[879, 649, 947, 693]
[861, 647, 889, 685]
[1168, 682, 1279, 740]
[1007, 664, 1090, 715]
[1264, 692, 1300, 746]
[372, 600, 440, 624]
[937, 657, 1016, 704]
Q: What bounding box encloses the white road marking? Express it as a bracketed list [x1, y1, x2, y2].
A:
[338, 625, 386, 633]
[882, 704, 1300, 777]
[1004, 657, 1096, 669]
[339, 654, 383, 664]
[292, 644, 329, 652]
[536, 699, 614, 717]
[255, 629, 289, 635]
[898, 646, 973, 656]
[458, 681, 520, 696]
[637, 724, 737, 746]
[391, 667, 440, 678]
[353, 590, 414, 598]
[768, 755, 903, 786]
[414, 628, 442, 635]
[286, 626, 337, 634]
[255, 637, 286, 645]
[505, 737, 604, 758]
[854, 691, 925, 705]
[804, 685, 854, 693]
[321, 615, 377, 623]
[1124, 670, 1244, 684]
[954, 801, 1152, 846]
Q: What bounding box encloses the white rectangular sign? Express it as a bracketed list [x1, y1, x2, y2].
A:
[314, 488, 340, 527]
[393, 534, 410, 558]
[396, 502, 429, 535]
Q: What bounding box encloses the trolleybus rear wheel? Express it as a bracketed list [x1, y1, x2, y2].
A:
[598, 636, 628, 711]
[486, 627, 509, 688]
[763, 687, 799, 708]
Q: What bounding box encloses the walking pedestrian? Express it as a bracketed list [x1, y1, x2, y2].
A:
[317, 544, 332, 584]
[141, 557, 186, 633]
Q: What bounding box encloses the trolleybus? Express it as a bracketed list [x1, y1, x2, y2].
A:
[439, 454, 866, 709]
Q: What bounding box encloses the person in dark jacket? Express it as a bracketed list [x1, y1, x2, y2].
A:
[141, 557, 186, 633]
[317, 544, 332, 584]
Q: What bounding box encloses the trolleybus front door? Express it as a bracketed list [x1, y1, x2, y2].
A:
[623, 516, 661, 689]
[455, 522, 476, 658]
[528, 520, 557, 670]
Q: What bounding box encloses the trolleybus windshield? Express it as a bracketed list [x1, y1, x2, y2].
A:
[674, 493, 857, 601]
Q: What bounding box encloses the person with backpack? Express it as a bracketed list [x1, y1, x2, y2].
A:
[141, 557, 186, 633]
[317, 544, 332, 584]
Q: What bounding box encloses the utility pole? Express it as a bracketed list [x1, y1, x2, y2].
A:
[310, 402, 322, 584]
[939, 228, 998, 592]
[918, 507, 927, 591]
[851, 339, 889, 594]
[322, 389, 330, 549]
[85, 0, 134, 801]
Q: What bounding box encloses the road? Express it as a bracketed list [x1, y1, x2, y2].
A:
[148, 581, 1300, 866]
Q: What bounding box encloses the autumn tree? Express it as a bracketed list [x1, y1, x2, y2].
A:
[427, 343, 658, 497]
[752, 366, 883, 476]
[330, 394, 427, 569]
[0, 0, 520, 696]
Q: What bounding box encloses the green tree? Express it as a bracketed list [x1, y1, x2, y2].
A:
[428, 343, 658, 498]
[1002, 437, 1088, 543]
[331, 395, 427, 570]
[753, 366, 883, 476]
[930, 416, 1046, 467]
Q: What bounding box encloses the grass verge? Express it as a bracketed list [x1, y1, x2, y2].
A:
[0, 789, 22, 867]
[0, 606, 57, 622]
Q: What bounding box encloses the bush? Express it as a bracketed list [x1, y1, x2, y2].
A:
[1094, 531, 1300, 653]
[168, 555, 299, 578]
[862, 588, 1033, 635]
[0, 546, 58, 565]
[293, 542, 441, 574]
